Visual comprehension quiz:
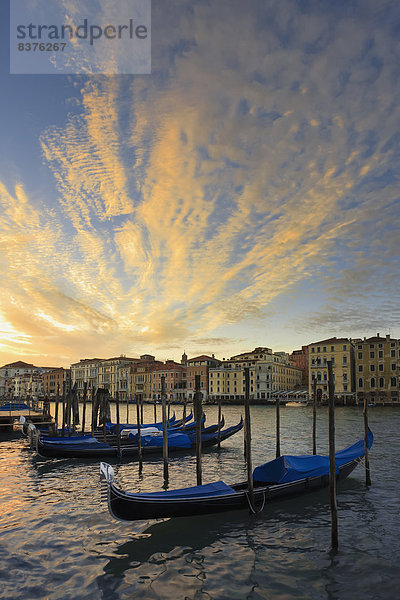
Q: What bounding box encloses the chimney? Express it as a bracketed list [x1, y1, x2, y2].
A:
[377, 333, 380, 338]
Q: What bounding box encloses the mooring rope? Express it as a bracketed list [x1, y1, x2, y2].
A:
[245, 490, 266, 515]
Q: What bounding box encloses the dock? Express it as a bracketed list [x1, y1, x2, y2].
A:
[0, 401, 53, 432]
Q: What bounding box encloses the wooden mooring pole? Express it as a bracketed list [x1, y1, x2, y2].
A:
[182, 397, 187, 431]
[217, 397, 222, 449]
[126, 394, 130, 424]
[54, 384, 60, 436]
[327, 360, 338, 549]
[244, 367, 254, 508]
[161, 376, 169, 484]
[116, 391, 121, 459]
[363, 397, 372, 486]
[312, 377, 317, 455]
[61, 383, 66, 437]
[194, 375, 202, 486]
[91, 386, 96, 437]
[153, 395, 157, 424]
[66, 389, 72, 437]
[81, 381, 87, 436]
[135, 394, 143, 468]
[275, 394, 281, 458]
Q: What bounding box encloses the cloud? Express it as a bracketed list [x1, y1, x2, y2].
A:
[1, 0, 400, 365]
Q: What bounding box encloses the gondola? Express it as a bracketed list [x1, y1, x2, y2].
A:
[36, 417, 242, 459]
[100, 430, 373, 521]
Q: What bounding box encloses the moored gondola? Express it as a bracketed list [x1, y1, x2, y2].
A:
[100, 430, 373, 521]
[36, 417, 242, 459]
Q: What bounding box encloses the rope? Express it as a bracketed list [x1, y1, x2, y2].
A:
[245, 490, 266, 515]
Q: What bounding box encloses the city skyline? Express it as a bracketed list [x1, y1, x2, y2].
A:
[1, 0, 399, 369]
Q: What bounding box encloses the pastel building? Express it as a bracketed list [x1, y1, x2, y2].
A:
[151, 360, 186, 403]
[354, 334, 399, 404]
[42, 368, 71, 398]
[308, 337, 356, 403]
[186, 354, 221, 401]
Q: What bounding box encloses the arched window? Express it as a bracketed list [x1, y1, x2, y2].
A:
[370, 377, 376, 388]
[358, 378, 363, 388]
[379, 377, 385, 388]
[391, 377, 397, 387]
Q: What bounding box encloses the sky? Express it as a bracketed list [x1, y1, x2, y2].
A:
[0, 0, 399, 368]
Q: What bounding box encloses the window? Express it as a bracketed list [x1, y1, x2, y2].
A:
[343, 345, 347, 351]
[392, 364, 396, 371]
[358, 352, 363, 359]
[370, 351, 375, 359]
[379, 351, 383, 358]
[358, 365, 363, 372]
[370, 344, 374, 349]
[370, 365, 375, 372]
[323, 346, 327, 352]
[343, 356, 347, 364]
[391, 350, 396, 357]
[379, 378, 385, 388]
[378, 364, 383, 371]
[358, 378, 363, 388]
[331, 346, 334, 352]
[370, 378, 376, 388]
[391, 377, 397, 387]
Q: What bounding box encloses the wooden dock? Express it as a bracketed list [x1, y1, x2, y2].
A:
[0, 402, 53, 432]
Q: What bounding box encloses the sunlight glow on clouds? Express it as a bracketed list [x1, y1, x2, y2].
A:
[1, 0, 399, 365]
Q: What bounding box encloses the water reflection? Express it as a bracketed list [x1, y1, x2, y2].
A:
[1, 405, 399, 600]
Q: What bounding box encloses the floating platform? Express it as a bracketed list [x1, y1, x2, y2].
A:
[0, 402, 53, 432]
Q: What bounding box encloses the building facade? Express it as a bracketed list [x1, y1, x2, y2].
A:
[0, 361, 37, 397]
[151, 361, 186, 402]
[186, 355, 221, 401]
[308, 337, 356, 403]
[355, 334, 399, 404]
[290, 346, 309, 388]
[42, 368, 71, 397]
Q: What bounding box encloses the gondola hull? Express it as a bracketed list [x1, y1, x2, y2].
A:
[101, 431, 373, 521]
[36, 418, 242, 459]
[107, 459, 360, 521]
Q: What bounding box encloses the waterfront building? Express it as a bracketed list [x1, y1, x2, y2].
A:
[0, 360, 37, 397]
[186, 354, 221, 401]
[290, 346, 309, 387]
[42, 367, 71, 398]
[70, 358, 103, 397]
[13, 372, 44, 400]
[308, 337, 356, 403]
[354, 334, 399, 404]
[130, 355, 163, 403]
[208, 347, 302, 403]
[97, 356, 140, 398]
[151, 360, 186, 403]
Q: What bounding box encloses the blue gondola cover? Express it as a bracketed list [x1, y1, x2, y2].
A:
[253, 430, 373, 484]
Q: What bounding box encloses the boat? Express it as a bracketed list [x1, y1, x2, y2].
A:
[285, 401, 308, 407]
[100, 430, 373, 521]
[35, 418, 242, 459]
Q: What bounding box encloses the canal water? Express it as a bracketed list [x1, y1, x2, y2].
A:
[0, 404, 399, 599]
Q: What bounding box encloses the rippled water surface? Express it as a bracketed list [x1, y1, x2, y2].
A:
[1, 404, 399, 599]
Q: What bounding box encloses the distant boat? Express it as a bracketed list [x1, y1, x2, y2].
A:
[285, 401, 308, 407]
[100, 430, 373, 521]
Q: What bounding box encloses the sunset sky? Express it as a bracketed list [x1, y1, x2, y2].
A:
[1, 0, 399, 368]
